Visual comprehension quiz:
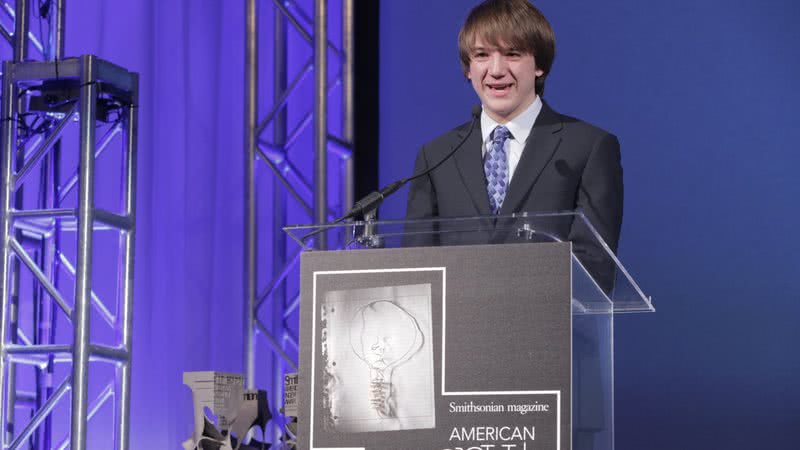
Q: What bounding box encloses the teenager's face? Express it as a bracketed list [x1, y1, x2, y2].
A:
[467, 37, 543, 123]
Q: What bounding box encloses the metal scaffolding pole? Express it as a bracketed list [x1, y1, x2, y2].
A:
[0, 56, 139, 450]
[5, 1, 30, 442]
[342, 0, 355, 213]
[271, 2, 289, 441]
[244, 0, 355, 442]
[0, 60, 18, 450]
[116, 72, 139, 450]
[13, 0, 29, 61]
[314, 0, 328, 242]
[46, 0, 66, 60]
[244, 0, 258, 391]
[70, 54, 99, 450]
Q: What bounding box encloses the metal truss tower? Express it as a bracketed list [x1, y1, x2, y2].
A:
[0, 2, 140, 449]
[0, 56, 139, 450]
[245, 0, 354, 441]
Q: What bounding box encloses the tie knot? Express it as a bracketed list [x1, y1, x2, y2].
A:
[492, 125, 511, 143]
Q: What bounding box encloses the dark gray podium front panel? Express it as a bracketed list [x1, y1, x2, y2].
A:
[298, 243, 575, 450]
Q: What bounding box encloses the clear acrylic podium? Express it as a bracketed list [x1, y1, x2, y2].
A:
[285, 211, 653, 450]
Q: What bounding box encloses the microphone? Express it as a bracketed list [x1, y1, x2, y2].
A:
[336, 105, 482, 223]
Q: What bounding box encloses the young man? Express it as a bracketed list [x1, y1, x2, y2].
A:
[406, 0, 623, 290]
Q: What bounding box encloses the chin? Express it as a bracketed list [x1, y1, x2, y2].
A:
[485, 98, 513, 109]
[485, 105, 514, 119]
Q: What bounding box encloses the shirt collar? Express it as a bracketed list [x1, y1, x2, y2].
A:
[480, 95, 543, 145]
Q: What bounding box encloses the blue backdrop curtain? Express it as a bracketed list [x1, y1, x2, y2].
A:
[64, 0, 246, 446]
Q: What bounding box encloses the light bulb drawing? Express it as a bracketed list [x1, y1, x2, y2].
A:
[322, 284, 436, 433]
[349, 300, 424, 418]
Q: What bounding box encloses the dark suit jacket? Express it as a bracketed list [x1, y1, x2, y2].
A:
[405, 101, 623, 291]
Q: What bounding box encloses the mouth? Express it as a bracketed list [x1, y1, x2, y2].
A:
[486, 83, 513, 95]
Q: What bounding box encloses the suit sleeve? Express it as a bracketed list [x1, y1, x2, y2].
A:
[404, 145, 440, 247]
[568, 132, 624, 292]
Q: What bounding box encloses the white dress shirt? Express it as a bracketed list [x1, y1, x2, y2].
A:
[480, 96, 543, 182]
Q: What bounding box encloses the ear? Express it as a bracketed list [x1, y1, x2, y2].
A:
[535, 68, 544, 77]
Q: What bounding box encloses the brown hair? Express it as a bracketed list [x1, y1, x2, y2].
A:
[458, 0, 556, 96]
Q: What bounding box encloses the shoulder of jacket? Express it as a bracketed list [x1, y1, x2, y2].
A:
[559, 113, 616, 140]
[419, 120, 474, 156]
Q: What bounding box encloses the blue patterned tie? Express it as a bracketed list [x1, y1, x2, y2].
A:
[484, 125, 511, 214]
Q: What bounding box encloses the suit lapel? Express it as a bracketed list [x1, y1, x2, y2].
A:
[498, 101, 563, 215]
[453, 123, 493, 216]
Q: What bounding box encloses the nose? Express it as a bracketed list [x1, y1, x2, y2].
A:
[488, 53, 507, 78]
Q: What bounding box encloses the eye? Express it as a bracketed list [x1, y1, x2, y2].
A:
[505, 50, 522, 58]
[472, 50, 489, 60]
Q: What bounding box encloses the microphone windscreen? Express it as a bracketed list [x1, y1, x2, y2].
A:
[471, 105, 482, 119]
